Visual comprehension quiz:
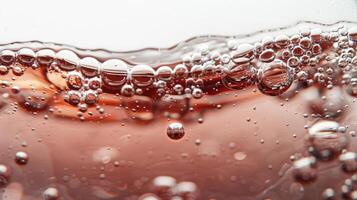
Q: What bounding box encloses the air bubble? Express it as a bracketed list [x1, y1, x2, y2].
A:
[222, 63, 256, 90]
[43, 187, 60, 200]
[0, 50, 16, 66]
[120, 84, 135, 97]
[292, 157, 317, 183]
[101, 59, 128, 90]
[156, 66, 173, 81]
[36, 49, 55, 66]
[348, 26, 357, 41]
[15, 151, 29, 165]
[130, 64, 155, 87]
[259, 49, 275, 63]
[257, 59, 294, 96]
[167, 122, 185, 140]
[0, 164, 11, 187]
[79, 57, 100, 77]
[308, 120, 348, 161]
[56, 49, 79, 71]
[17, 48, 36, 66]
[340, 151, 357, 173]
[66, 72, 83, 90]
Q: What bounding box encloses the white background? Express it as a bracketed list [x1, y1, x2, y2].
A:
[0, 0, 356, 50]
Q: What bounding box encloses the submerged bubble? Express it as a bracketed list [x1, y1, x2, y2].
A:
[0, 164, 11, 187]
[292, 157, 317, 183]
[340, 151, 357, 173]
[257, 59, 294, 96]
[167, 122, 185, 140]
[15, 151, 29, 165]
[308, 120, 348, 161]
[222, 62, 256, 90]
[43, 187, 60, 200]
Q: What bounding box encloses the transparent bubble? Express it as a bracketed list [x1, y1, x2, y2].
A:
[15, 151, 29, 165]
[17, 48, 36, 66]
[167, 122, 185, 140]
[292, 157, 317, 183]
[66, 91, 81, 105]
[120, 84, 135, 97]
[259, 49, 275, 63]
[257, 59, 294, 96]
[222, 62, 256, 90]
[322, 188, 335, 200]
[0, 164, 11, 187]
[340, 151, 357, 173]
[173, 64, 188, 79]
[192, 88, 203, 99]
[130, 64, 155, 87]
[0, 50, 16, 66]
[274, 34, 290, 48]
[43, 187, 60, 200]
[308, 120, 348, 161]
[348, 26, 357, 41]
[171, 181, 198, 199]
[100, 59, 128, 90]
[56, 49, 79, 71]
[231, 43, 254, 64]
[79, 57, 100, 77]
[36, 49, 55, 66]
[156, 66, 173, 81]
[66, 72, 83, 90]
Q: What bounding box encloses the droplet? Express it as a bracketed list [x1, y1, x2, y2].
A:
[167, 122, 185, 140]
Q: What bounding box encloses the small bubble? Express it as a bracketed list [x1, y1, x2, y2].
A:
[167, 122, 185, 140]
[0, 164, 11, 187]
[340, 151, 357, 173]
[43, 187, 60, 200]
[234, 152, 247, 161]
[15, 151, 29, 165]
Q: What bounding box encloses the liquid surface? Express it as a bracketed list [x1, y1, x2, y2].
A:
[0, 21, 357, 200]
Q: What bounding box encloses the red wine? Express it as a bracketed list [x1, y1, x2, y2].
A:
[0, 21, 357, 200]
